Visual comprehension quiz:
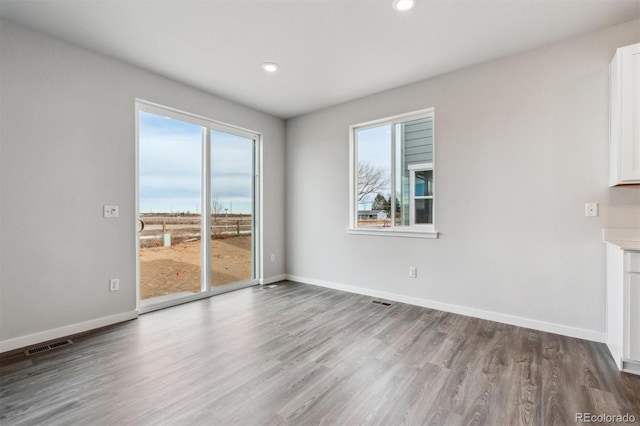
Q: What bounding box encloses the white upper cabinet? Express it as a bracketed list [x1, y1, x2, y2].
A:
[610, 43, 640, 186]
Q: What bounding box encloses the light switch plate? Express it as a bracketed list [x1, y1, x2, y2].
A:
[585, 202, 598, 217]
[109, 278, 119, 292]
[103, 205, 119, 218]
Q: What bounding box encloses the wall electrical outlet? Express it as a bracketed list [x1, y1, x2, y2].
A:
[270, 253, 275, 262]
[585, 202, 598, 217]
[109, 278, 120, 292]
[103, 205, 119, 218]
[409, 267, 417, 278]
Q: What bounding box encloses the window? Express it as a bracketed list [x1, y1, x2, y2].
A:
[349, 108, 437, 238]
[410, 165, 433, 225]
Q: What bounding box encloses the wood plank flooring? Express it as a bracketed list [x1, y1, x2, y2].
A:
[1, 281, 639, 425]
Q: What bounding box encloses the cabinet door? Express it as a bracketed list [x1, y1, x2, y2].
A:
[629, 273, 640, 362]
[620, 44, 640, 181]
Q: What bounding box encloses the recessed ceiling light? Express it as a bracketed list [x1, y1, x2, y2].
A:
[392, 0, 415, 11]
[262, 62, 279, 73]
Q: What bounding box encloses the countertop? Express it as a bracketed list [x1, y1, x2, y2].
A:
[603, 228, 640, 251]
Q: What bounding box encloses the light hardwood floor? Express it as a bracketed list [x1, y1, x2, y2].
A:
[1, 281, 639, 425]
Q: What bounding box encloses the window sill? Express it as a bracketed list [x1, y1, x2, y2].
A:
[346, 227, 439, 239]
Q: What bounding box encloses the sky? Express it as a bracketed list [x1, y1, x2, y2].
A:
[357, 124, 391, 210]
[139, 111, 254, 214]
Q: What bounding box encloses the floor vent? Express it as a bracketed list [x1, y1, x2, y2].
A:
[371, 300, 393, 307]
[24, 339, 73, 356]
[261, 284, 279, 289]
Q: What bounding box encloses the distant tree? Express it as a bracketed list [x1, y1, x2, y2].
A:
[372, 193, 387, 211]
[390, 193, 401, 211]
[357, 161, 388, 202]
[211, 195, 224, 221]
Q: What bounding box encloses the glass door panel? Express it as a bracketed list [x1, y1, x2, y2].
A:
[210, 130, 254, 287]
[138, 111, 203, 301]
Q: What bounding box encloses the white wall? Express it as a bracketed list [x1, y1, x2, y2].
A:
[286, 20, 640, 341]
[0, 19, 286, 351]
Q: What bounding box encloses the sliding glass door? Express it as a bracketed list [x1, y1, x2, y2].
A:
[136, 102, 259, 311]
[210, 130, 255, 287]
[138, 111, 203, 302]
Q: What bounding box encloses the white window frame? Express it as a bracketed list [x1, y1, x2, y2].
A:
[348, 108, 438, 239]
[408, 163, 434, 226]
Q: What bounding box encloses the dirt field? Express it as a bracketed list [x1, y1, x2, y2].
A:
[139, 236, 252, 300]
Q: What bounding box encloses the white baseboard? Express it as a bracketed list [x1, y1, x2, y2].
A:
[622, 360, 640, 376]
[0, 310, 139, 353]
[259, 274, 288, 285]
[287, 275, 605, 343]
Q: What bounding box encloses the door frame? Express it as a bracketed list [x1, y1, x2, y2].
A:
[135, 99, 262, 313]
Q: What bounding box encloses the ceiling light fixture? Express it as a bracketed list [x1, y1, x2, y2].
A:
[262, 62, 279, 73]
[392, 0, 415, 11]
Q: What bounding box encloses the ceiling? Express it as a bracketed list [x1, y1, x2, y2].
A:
[1, 0, 638, 119]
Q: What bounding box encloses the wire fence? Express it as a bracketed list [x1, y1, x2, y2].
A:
[139, 215, 252, 246]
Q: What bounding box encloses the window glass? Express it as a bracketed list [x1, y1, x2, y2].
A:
[414, 170, 433, 197]
[415, 199, 433, 224]
[356, 125, 392, 228]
